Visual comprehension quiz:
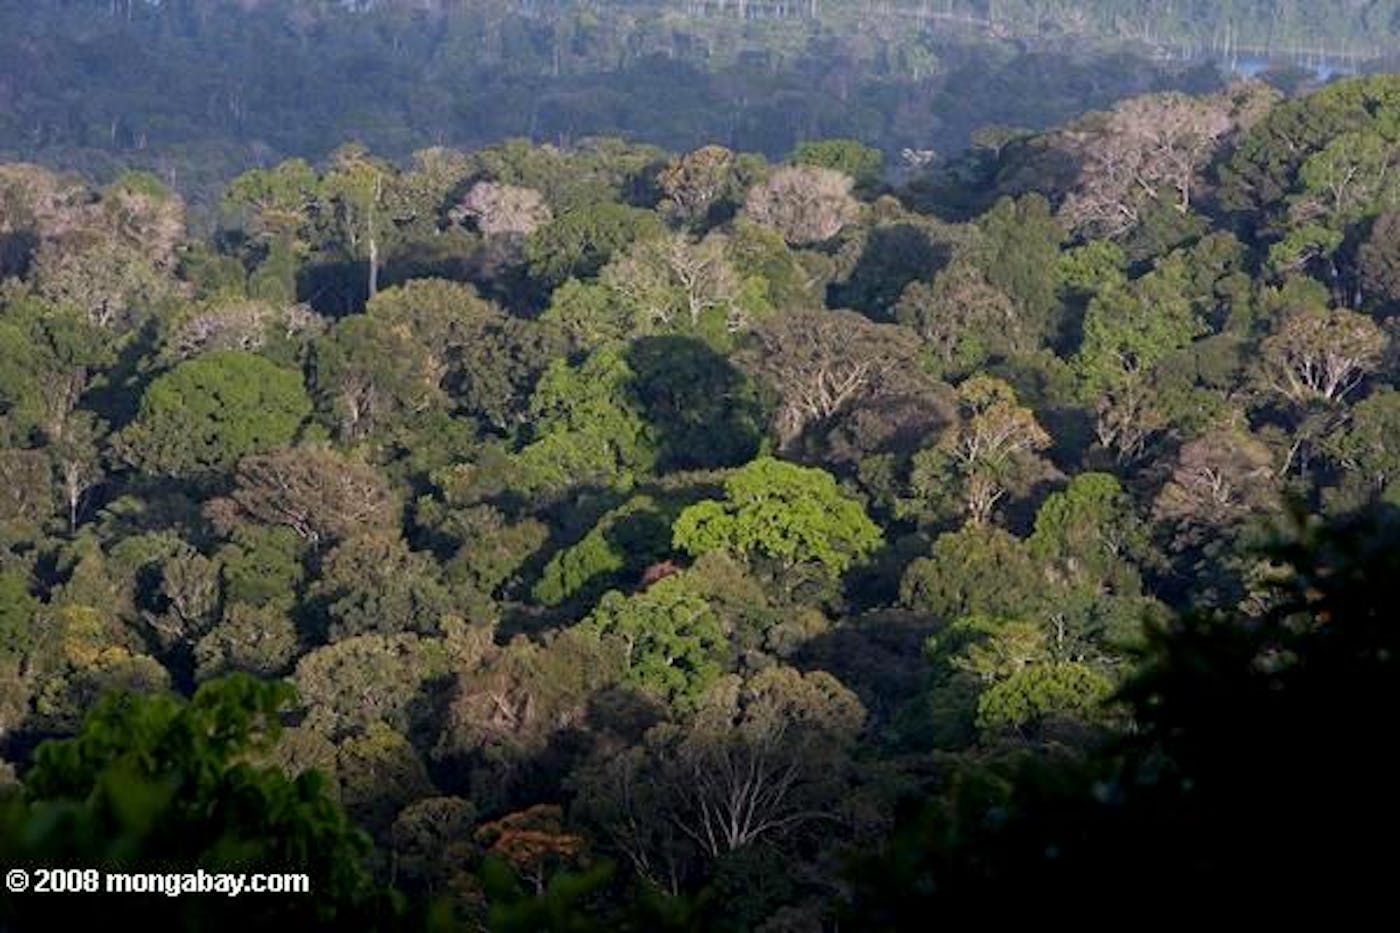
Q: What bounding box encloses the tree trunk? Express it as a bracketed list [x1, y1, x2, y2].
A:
[368, 231, 379, 299]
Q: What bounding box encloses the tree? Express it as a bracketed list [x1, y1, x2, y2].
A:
[975, 194, 1064, 344]
[579, 575, 729, 712]
[309, 533, 455, 640]
[1323, 389, 1400, 506]
[0, 300, 116, 446]
[627, 335, 766, 471]
[209, 447, 398, 548]
[900, 524, 1047, 622]
[0, 569, 38, 665]
[791, 139, 883, 191]
[335, 721, 436, 841]
[601, 233, 744, 335]
[673, 457, 882, 585]
[320, 144, 398, 299]
[1074, 256, 1208, 395]
[657, 145, 747, 228]
[224, 158, 320, 245]
[1258, 304, 1386, 405]
[1295, 129, 1400, 230]
[1358, 211, 1400, 309]
[474, 804, 589, 897]
[48, 411, 105, 529]
[907, 377, 1053, 526]
[0, 448, 51, 544]
[507, 346, 655, 495]
[652, 667, 864, 858]
[938, 615, 1117, 739]
[0, 163, 91, 278]
[744, 166, 859, 246]
[894, 260, 1019, 378]
[454, 181, 552, 238]
[311, 314, 443, 442]
[32, 237, 175, 332]
[1154, 427, 1276, 530]
[362, 279, 559, 434]
[539, 279, 635, 350]
[855, 512, 1400, 916]
[439, 630, 622, 808]
[193, 603, 299, 681]
[163, 299, 325, 363]
[390, 795, 476, 895]
[293, 632, 455, 739]
[143, 543, 222, 655]
[1058, 90, 1241, 239]
[100, 171, 186, 269]
[116, 351, 311, 479]
[1091, 372, 1171, 465]
[435, 503, 549, 597]
[1028, 472, 1150, 594]
[0, 676, 386, 928]
[531, 494, 680, 607]
[215, 525, 306, 612]
[525, 203, 664, 287]
[739, 309, 921, 448]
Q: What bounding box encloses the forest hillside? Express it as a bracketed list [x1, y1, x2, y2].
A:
[1, 13, 1399, 929]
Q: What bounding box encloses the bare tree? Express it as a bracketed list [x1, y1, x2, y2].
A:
[1154, 427, 1276, 528]
[208, 447, 398, 547]
[745, 166, 860, 245]
[452, 181, 552, 238]
[740, 309, 922, 448]
[660, 668, 864, 858]
[603, 232, 742, 331]
[166, 300, 325, 361]
[1058, 87, 1258, 239]
[1260, 305, 1387, 404]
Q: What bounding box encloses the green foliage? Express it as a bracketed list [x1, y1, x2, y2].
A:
[1028, 472, 1150, 592]
[526, 203, 664, 287]
[217, 526, 306, 611]
[117, 351, 311, 479]
[901, 525, 1045, 621]
[857, 512, 1400, 913]
[0, 569, 37, 663]
[539, 278, 634, 351]
[509, 346, 656, 495]
[193, 604, 300, 682]
[311, 534, 455, 640]
[674, 457, 882, 583]
[294, 632, 455, 739]
[580, 575, 728, 711]
[1074, 254, 1208, 395]
[627, 336, 766, 471]
[336, 721, 436, 840]
[975, 661, 1115, 736]
[791, 139, 884, 190]
[0, 675, 388, 927]
[975, 194, 1064, 344]
[532, 495, 678, 607]
[1221, 75, 1400, 226]
[9, 54, 1400, 928]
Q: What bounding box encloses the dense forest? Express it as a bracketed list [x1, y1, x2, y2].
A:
[2, 5, 1400, 929]
[0, 0, 1325, 211]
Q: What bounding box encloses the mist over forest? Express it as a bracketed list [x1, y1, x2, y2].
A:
[1, 1, 1398, 929]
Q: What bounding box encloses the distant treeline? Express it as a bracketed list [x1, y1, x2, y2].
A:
[0, 0, 1227, 209]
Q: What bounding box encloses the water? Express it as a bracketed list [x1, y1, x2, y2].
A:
[1226, 53, 1357, 81]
